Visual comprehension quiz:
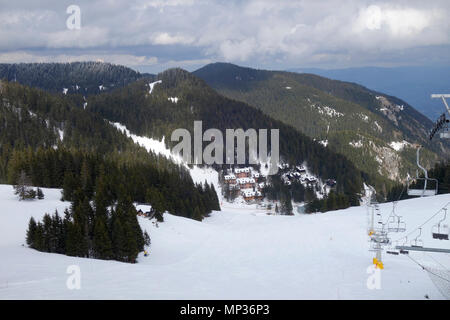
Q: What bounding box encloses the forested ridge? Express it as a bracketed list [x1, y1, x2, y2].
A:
[0, 62, 152, 95]
[194, 63, 450, 194]
[86, 68, 365, 207]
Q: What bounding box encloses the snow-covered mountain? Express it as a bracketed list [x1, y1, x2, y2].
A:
[1, 183, 449, 299]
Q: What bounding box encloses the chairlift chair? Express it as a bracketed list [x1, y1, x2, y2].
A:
[387, 249, 400, 255]
[411, 228, 424, 248]
[407, 146, 438, 197]
[387, 216, 406, 233]
[440, 127, 450, 139]
[432, 209, 449, 240]
[387, 242, 400, 255]
[398, 237, 410, 254]
[371, 229, 390, 245]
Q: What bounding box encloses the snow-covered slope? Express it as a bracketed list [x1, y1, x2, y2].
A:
[111, 122, 222, 199]
[0, 184, 449, 299]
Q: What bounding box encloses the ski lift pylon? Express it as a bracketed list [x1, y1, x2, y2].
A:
[406, 146, 438, 197]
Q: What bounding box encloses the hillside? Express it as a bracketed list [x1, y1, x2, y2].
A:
[291, 66, 450, 120]
[0, 62, 152, 95]
[85, 68, 366, 205]
[194, 63, 450, 185]
[0, 183, 449, 299]
[0, 80, 219, 224]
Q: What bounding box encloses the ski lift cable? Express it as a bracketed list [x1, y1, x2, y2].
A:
[406, 254, 450, 284]
[393, 201, 450, 244]
[424, 252, 449, 270]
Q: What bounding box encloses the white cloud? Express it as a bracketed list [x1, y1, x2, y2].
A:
[151, 32, 195, 45]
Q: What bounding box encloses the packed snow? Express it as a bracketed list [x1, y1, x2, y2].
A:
[0, 183, 449, 299]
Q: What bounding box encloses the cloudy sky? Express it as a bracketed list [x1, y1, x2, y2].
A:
[0, 0, 449, 73]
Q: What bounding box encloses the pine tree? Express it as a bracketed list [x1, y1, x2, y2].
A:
[37, 187, 44, 200]
[34, 222, 45, 251]
[193, 206, 203, 221]
[144, 231, 151, 247]
[111, 214, 126, 261]
[210, 183, 221, 211]
[93, 217, 113, 260]
[26, 217, 37, 248]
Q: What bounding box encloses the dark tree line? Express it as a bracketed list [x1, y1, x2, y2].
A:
[0, 61, 150, 95]
[26, 192, 150, 263]
[9, 147, 220, 221]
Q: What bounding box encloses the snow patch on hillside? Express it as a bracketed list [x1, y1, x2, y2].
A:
[317, 105, 344, 118]
[168, 97, 179, 103]
[389, 140, 410, 152]
[148, 80, 162, 94]
[112, 122, 183, 165]
[349, 140, 363, 148]
[111, 122, 221, 196]
[57, 128, 64, 141]
[374, 121, 382, 132]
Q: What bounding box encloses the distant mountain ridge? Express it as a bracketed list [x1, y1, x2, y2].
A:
[0, 62, 153, 95]
[289, 66, 450, 120]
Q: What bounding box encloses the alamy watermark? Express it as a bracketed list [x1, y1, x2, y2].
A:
[66, 5, 81, 30]
[66, 265, 81, 290]
[366, 265, 381, 290]
[171, 121, 280, 175]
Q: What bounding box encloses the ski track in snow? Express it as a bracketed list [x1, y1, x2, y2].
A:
[0, 184, 449, 299]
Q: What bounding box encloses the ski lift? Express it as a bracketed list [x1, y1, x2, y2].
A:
[411, 228, 424, 248]
[371, 229, 390, 245]
[387, 249, 400, 255]
[399, 237, 409, 254]
[406, 146, 438, 197]
[387, 242, 400, 255]
[387, 215, 406, 233]
[432, 208, 449, 240]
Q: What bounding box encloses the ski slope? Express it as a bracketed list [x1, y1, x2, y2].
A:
[0, 184, 449, 299]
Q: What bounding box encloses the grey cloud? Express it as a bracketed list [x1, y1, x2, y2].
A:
[0, 0, 449, 70]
